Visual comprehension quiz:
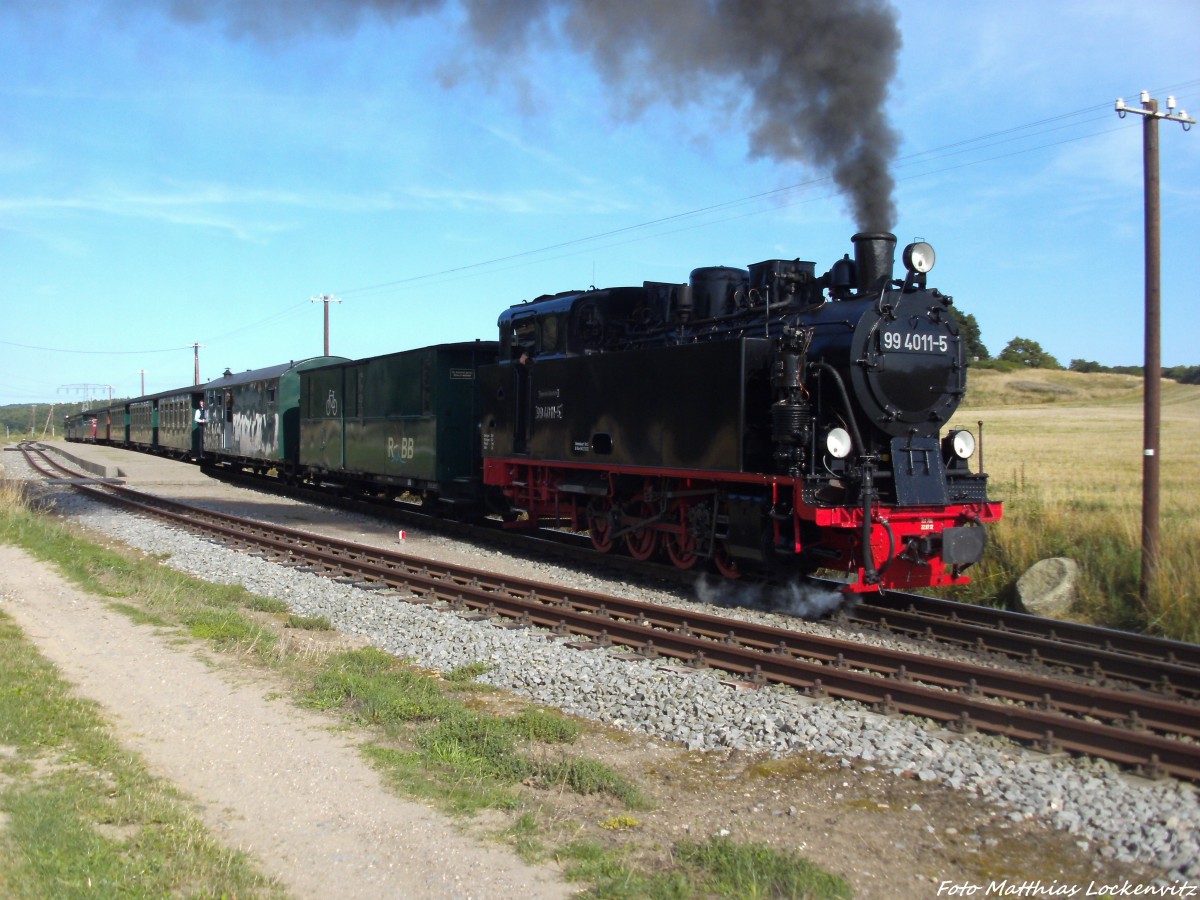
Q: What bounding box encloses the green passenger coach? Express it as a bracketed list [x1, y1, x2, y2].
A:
[126, 387, 203, 457]
[202, 356, 348, 473]
[298, 341, 498, 509]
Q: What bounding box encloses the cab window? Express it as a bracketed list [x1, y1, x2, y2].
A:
[513, 316, 538, 357]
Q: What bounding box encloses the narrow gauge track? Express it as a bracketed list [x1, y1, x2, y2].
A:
[202, 458, 1200, 702]
[843, 597, 1200, 701]
[19, 443, 1200, 783]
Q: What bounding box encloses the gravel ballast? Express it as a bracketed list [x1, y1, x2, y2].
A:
[18, 456, 1200, 883]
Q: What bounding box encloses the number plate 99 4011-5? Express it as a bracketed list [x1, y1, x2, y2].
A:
[880, 328, 949, 354]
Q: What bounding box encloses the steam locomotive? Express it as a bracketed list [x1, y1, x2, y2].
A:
[477, 232, 1001, 591]
[67, 232, 1000, 593]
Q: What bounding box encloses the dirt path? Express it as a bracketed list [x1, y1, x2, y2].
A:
[0, 544, 571, 899]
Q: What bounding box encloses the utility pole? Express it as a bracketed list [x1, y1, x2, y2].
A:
[192, 343, 206, 386]
[1115, 91, 1194, 608]
[139, 369, 145, 395]
[311, 294, 343, 356]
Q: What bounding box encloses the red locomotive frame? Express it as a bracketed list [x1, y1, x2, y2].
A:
[485, 457, 1001, 592]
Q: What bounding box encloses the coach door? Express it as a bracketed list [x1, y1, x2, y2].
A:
[191, 392, 205, 456]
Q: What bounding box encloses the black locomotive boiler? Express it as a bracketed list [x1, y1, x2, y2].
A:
[479, 232, 1002, 591]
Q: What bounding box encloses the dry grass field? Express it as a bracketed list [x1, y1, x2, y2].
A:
[948, 368, 1200, 643]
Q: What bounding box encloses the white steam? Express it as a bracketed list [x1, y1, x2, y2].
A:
[694, 574, 855, 621]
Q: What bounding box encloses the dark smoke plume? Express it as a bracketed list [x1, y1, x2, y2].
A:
[168, 0, 901, 230]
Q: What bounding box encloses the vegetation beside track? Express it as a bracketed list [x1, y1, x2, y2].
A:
[952, 370, 1200, 643]
[0, 468, 850, 898]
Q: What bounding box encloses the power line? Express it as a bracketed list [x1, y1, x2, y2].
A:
[0, 339, 193, 355]
[0, 301, 309, 365]
[334, 172, 835, 298]
[199, 301, 311, 344]
[335, 83, 1200, 300]
[900, 78, 1199, 160]
[336, 122, 1175, 300]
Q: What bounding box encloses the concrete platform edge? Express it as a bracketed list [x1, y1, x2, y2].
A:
[39, 443, 124, 479]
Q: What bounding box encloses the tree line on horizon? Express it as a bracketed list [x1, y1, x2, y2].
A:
[950, 308, 1200, 384]
[0, 400, 129, 439]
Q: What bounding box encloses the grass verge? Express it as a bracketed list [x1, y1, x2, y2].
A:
[556, 836, 851, 899]
[0, 612, 281, 898]
[303, 646, 647, 814]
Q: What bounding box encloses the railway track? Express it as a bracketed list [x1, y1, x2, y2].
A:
[19, 442, 1200, 782]
[196, 460, 1200, 701]
[844, 593, 1200, 700]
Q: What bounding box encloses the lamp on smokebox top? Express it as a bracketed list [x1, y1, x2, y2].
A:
[902, 241, 935, 274]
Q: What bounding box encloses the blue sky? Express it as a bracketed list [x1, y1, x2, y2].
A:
[2, 0, 1197, 405]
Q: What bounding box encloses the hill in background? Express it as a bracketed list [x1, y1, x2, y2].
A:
[0, 401, 108, 440]
[961, 368, 1200, 411]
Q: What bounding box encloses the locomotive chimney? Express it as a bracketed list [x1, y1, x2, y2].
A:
[851, 232, 897, 295]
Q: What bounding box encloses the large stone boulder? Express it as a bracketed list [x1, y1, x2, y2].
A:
[1016, 557, 1079, 617]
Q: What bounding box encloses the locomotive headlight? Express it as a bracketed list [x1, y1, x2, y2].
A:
[825, 427, 853, 459]
[949, 429, 975, 459]
[902, 241, 936, 274]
